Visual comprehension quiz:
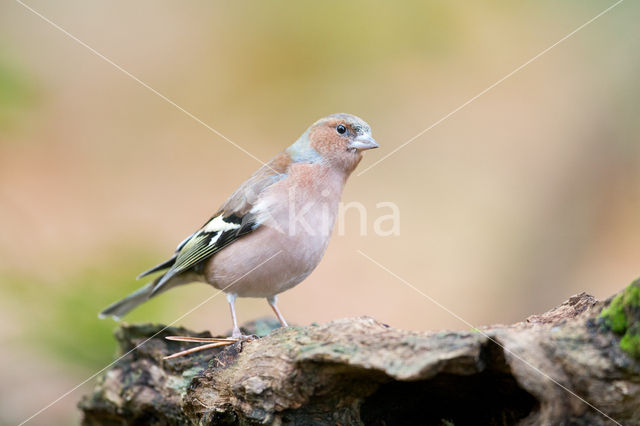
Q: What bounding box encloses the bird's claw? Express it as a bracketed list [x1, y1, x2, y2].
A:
[233, 334, 258, 342]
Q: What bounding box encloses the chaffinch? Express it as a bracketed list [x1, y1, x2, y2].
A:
[100, 113, 378, 355]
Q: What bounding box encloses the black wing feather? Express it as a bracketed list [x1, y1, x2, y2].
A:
[137, 256, 177, 279]
[149, 213, 257, 295]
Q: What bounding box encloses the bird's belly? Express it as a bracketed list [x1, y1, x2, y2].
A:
[204, 225, 329, 298]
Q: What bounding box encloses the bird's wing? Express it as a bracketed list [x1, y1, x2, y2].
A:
[144, 153, 291, 295]
[136, 232, 196, 279]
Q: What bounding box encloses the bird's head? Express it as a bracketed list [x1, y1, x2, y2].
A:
[287, 113, 378, 174]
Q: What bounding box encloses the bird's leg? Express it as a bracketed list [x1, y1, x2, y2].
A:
[227, 293, 243, 338]
[267, 295, 289, 328]
[163, 293, 247, 360]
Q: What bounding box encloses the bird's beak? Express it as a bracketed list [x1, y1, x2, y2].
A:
[349, 135, 379, 151]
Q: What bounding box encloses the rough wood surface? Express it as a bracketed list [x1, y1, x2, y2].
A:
[79, 283, 640, 425]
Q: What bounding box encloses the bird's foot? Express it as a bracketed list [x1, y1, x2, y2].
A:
[163, 335, 256, 360]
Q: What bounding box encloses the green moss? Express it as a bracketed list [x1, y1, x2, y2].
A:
[600, 293, 627, 333]
[166, 366, 205, 393]
[620, 330, 640, 359]
[600, 278, 640, 359]
[623, 284, 640, 308]
[250, 318, 282, 337]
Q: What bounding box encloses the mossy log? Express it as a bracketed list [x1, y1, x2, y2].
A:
[79, 282, 640, 425]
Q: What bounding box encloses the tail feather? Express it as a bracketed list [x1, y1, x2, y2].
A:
[99, 282, 155, 320]
[99, 272, 198, 320]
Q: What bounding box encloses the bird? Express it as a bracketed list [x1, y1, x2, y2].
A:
[99, 113, 378, 357]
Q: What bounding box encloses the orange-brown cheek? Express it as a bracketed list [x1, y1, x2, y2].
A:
[308, 124, 363, 173]
[309, 127, 343, 157]
[309, 127, 332, 157]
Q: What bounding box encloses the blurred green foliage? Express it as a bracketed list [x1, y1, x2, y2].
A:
[222, 2, 459, 98]
[0, 51, 38, 133]
[0, 247, 170, 370]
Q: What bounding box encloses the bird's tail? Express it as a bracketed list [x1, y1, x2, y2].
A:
[99, 282, 155, 320]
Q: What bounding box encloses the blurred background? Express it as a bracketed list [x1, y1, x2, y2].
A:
[1, 0, 639, 424]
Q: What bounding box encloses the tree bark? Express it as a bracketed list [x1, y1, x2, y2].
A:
[79, 284, 640, 425]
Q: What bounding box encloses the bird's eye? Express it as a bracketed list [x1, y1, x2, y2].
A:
[336, 124, 347, 135]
